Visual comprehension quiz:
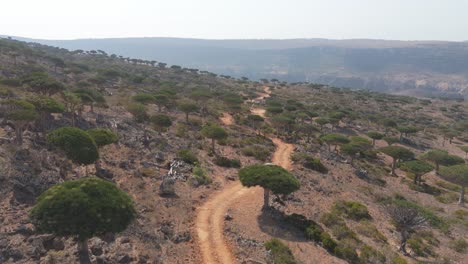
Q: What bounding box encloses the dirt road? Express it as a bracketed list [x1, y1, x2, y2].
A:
[195, 86, 295, 263]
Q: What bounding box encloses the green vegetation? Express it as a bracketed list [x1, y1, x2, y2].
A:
[177, 149, 198, 164]
[201, 124, 228, 153]
[379, 146, 414, 175]
[292, 153, 328, 173]
[241, 145, 271, 161]
[320, 133, 350, 152]
[332, 200, 371, 221]
[192, 164, 211, 186]
[30, 177, 136, 259]
[264, 239, 297, 264]
[150, 114, 172, 133]
[4, 99, 38, 145]
[366, 131, 384, 146]
[87, 128, 118, 147]
[439, 165, 468, 205]
[399, 160, 434, 185]
[239, 164, 300, 208]
[48, 127, 99, 165]
[213, 156, 241, 168]
[421, 149, 464, 172]
[449, 239, 467, 253]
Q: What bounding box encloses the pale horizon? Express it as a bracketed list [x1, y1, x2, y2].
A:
[2, 0, 468, 41]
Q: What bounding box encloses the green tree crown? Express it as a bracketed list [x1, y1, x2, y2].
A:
[239, 164, 300, 195]
[30, 177, 136, 240]
[48, 127, 99, 165]
[87, 128, 118, 147]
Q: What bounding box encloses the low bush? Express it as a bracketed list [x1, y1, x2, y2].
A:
[331, 224, 358, 241]
[435, 192, 459, 204]
[192, 165, 211, 186]
[355, 221, 387, 243]
[177, 149, 198, 164]
[320, 232, 338, 252]
[332, 200, 371, 220]
[449, 239, 467, 253]
[407, 236, 437, 257]
[303, 156, 328, 173]
[305, 222, 324, 242]
[241, 145, 271, 161]
[334, 243, 360, 264]
[292, 153, 328, 173]
[378, 194, 449, 231]
[391, 256, 408, 264]
[264, 238, 297, 264]
[321, 212, 344, 227]
[407, 182, 442, 195]
[359, 245, 386, 264]
[213, 156, 241, 168]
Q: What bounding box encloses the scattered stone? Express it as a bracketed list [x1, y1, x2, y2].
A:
[173, 231, 191, 244]
[159, 178, 175, 196]
[224, 214, 233, 221]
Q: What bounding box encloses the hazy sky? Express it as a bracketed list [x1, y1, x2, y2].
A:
[2, 0, 468, 41]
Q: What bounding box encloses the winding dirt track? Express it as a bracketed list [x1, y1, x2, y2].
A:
[195, 87, 293, 263]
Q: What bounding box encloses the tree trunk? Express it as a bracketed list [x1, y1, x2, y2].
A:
[71, 111, 76, 127]
[399, 232, 408, 255]
[185, 112, 189, 123]
[391, 159, 397, 176]
[95, 160, 101, 177]
[413, 174, 418, 185]
[77, 240, 91, 264]
[15, 127, 23, 145]
[435, 163, 440, 174]
[459, 185, 465, 205]
[372, 139, 375, 146]
[211, 139, 215, 153]
[263, 188, 270, 208]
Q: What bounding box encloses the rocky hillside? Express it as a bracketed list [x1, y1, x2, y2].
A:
[0, 38, 467, 264]
[14, 37, 468, 99]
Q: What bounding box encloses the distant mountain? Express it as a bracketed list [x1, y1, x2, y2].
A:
[7, 36, 468, 98]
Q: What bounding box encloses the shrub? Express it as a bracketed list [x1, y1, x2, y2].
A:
[177, 149, 198, 164]
[192, 165, 211, 185]
[320, 232, 338, 252]
[303, 156, 328, 173]
[305, 223, 324, 242]
[48, 127, 99, 165]
[407, 236, 437, 257]
[334, 243, 359, 264]
[321, 212, 344, 227]
[449, 239, 467, 253]
[213, 156, 241, 168]
[380, 194, 448, 231]
[264, 239, 297, 264]
[355, 221, 387, 243]
[87, 128, 118, 147]
[391, 256, 408, 264]
[435, 192, 459, 204]
[332, 200, 371, 220]
[359, 246, 386, 264]
[30, 177, 136, 241]
[241, 145, 271, 161]
[331, 224, 358, 241]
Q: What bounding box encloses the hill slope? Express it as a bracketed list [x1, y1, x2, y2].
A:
[9, 36, 468, 99]
[0, 38, 467, 264]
